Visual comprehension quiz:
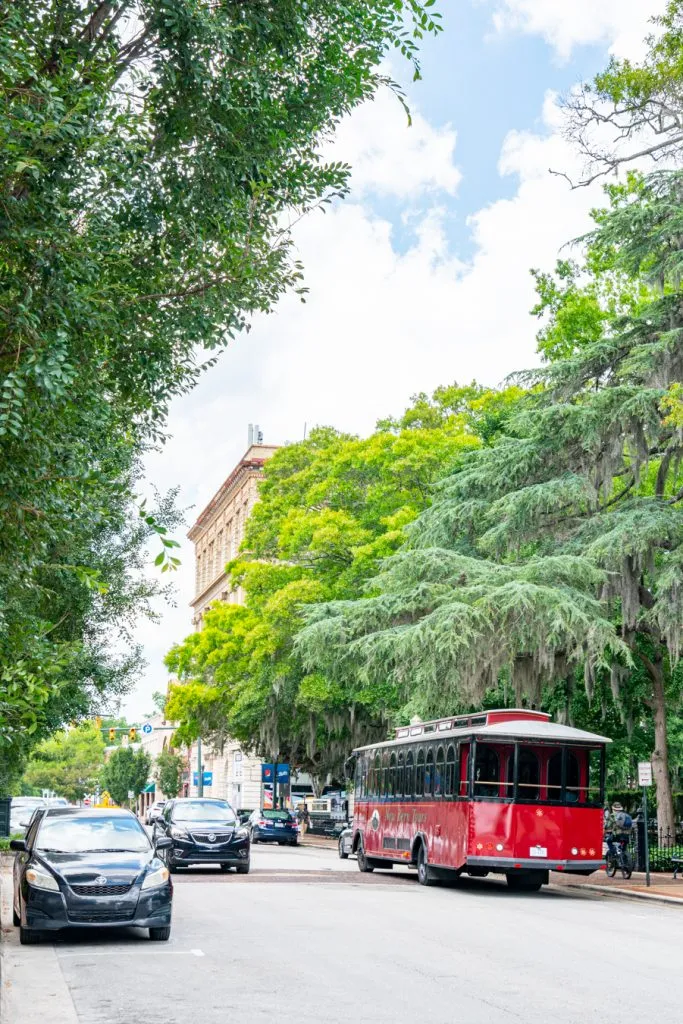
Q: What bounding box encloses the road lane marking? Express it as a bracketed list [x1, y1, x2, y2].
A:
[57, 948, 205, 958]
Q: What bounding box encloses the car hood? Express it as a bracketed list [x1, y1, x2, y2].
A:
[36, 849, 155, 885]
[173, 819, 237, 829]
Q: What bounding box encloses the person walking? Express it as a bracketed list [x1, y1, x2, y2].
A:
[298, 801, 310, 837]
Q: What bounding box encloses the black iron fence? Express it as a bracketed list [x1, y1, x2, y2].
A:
[621, 822, 683, 873]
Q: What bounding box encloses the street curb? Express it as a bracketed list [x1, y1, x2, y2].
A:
[560, 882, 683, 906]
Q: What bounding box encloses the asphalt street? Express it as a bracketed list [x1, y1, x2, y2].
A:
[2, 844, 682, 1024]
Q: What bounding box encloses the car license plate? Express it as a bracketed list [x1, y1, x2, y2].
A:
[529, 845, 547, 858]
[275, 823, 284, 828]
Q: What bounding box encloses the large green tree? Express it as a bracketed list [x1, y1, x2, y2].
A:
[101, 746, 152, 806]
[298, 178, 683, 833]
[165, 386, 523, 785]
[22, 723, 105, 803]
[0, 1, 441, 781]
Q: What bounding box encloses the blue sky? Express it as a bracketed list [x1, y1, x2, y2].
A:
[125, 1, 664, 718]
[375, 2, 608, 259]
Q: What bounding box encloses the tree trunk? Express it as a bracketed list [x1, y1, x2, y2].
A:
[650, 657, 676, 838]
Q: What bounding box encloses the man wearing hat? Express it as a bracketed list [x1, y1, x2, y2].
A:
[604, 802, 633, 860]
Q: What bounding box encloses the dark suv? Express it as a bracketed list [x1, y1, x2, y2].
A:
[152, 798, 250, 873]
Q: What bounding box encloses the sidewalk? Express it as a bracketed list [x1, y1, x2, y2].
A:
[551, 867, 683, 903]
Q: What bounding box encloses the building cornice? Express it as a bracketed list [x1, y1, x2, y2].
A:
[187, 447, 276, 541]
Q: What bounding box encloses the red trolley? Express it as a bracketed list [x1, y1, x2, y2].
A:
[349, 708, 609, 891]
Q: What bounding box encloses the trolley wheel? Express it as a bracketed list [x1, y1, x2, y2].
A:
[506, 872, 544, 892]
[356, 841, 374, 873]
[417, 845, 438, 887]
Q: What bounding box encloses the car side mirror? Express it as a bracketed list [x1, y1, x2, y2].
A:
[9, 839, 26, 852]
[155, 836, 172, 850]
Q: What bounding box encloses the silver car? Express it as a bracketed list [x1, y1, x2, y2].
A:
[338, 826, 353, 859]
[9, 798, 47, 836]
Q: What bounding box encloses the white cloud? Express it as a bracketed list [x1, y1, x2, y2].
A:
[331, 87, 461, 198]
[123, 88, 606, 718]
[491, 0, 667, 60]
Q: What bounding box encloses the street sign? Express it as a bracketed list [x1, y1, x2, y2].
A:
[192, 772, 213, 786]
[127, 790, 135, 800]
[638, 761, 653, 786]
[141, 722, 153, 736]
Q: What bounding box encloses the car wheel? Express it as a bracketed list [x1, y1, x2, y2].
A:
[236, 861, 250, 874]
[19, 927, 41, 946]
[149, 926, 171, 941]
[13, 904, 20, 927]
[338, 837, 349, 860]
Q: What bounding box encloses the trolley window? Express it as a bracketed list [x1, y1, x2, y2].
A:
[397, 752, 405, 799]
[425, 748, 434, 797]
[445, 744, 457, 798]
[510, 747, 540, 801]
[416, 749, 425, 797]
[405, 750, 415, 799]
[389, 752, 397, 799]
[435, 747, 445, 798]
[473, 743, 500, 799]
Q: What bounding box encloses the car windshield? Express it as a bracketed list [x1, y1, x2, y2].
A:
[35, 815, 151, 853]
[261, 810, 293, 820]
[173, 801, 236, 823]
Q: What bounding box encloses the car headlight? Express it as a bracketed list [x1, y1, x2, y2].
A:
[170, 826, 187, 840]
[26, 866, 59, 892]
[235, 826, 250, 839]
[141, 865, 170, 890]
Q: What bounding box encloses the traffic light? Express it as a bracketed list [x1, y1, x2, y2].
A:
[108, 727, 116, 743]
[129, 727, 137, 742]
[95, 716, 103, 730]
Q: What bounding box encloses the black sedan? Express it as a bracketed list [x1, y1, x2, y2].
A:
[11, 807, 173, 946]
[247, 809, 299, 845]
[152, 798, 250, 873]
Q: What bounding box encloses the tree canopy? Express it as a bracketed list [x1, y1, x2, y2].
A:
[0, 0, 440, 789]
[165, 386, 521, 785]
[101, 745, 152, 805]
[298, 175, 683, 831]
[22, 723, 105, 803]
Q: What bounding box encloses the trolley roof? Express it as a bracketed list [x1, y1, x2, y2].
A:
[352, 709, 610, 753]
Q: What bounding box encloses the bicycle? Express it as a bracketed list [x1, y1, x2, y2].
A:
[605, 834, 633, 879]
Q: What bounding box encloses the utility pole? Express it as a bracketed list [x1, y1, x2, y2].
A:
[197, 738, 203, 798]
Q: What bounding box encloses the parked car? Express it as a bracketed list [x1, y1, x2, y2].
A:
[152, 798, 250, 873]
[9, 798, 47, 836]
[338, 826, 353, 859]
[246, 809, 299, 846]
[11, 807, 173, 946]
[145, 800, 166, 826]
